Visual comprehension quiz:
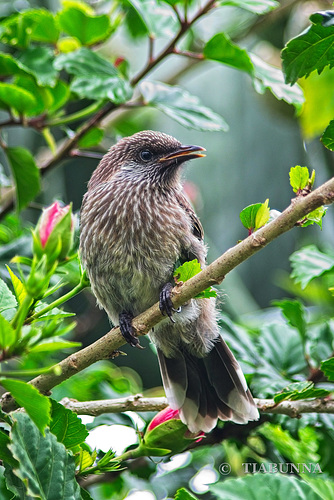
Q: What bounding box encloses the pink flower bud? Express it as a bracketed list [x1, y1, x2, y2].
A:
[39, 201, 71, 248]
[147, 407, 180, 432]
[34, 201, 74, 262]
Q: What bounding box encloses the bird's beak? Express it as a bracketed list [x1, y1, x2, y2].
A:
[159, 145, 206, 163]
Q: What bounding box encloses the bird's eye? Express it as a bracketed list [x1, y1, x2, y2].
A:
[140, 150, 153, 162]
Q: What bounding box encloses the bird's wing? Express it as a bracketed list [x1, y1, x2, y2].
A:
[175, 191, 204, 242]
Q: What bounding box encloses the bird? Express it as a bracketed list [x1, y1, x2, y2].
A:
[79, 130, 259, 433]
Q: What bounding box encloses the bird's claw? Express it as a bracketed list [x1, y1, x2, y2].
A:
[119, 312, 143, 349]
[159, 283, 181, 323]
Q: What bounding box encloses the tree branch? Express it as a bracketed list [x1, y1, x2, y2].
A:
[1, 177, 334, 412]
[60, 395, 334, 419]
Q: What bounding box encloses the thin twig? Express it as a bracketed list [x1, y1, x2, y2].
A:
[60, 395, 334, 419]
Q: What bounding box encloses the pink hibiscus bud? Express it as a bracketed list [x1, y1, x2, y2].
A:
[147, 407, 180, 432]
[34, 201, 74, 262]
[143, 406, 204, 455]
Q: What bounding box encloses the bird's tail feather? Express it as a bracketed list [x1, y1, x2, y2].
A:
[157, 336, 259, 433]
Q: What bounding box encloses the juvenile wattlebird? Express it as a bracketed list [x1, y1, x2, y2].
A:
[80, 131, 259, 432]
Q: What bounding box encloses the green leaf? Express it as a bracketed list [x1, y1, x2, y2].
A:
[282, 11, 334, 85]
[5, 266, 26, 305]
[6, 147, 41, 211]
[260, 423, 320, 464]
[300, 206, 327, 229]
[273, 299, 306, 342]
[219, 0, 279, 15]
[289, 165, 310, 193]
[0, 279, 17, 314]
[0, 53, 31, 79]
[0, 13, 31, 48]
[211, 473, 320, 499]
[25, 9, 60, 44]
[304, 477, 334, 500]
[50, 399, 88, 450]
[0, 314, 16, 351]
[173, 259, 217, 298]
[78, 127, 104, 148]
[204, 33, 254, 74]
[255, 198, 270, 228]
[174, 259, 202, 282]
[251, 54, 304, 110]
[174, 488, 198, 500]
[140, 81, 228, 131]
[290, 245, 334, 289]
[19, 47, 58, 87]
[54, 48, 132, 103]
[273, 381, 330, 404]
[0, 429, 17, 467]
[0, 379, 51, 435]
[0, 83, 36, 114]
[321, 118, 334, 151]
[29, 340, 81, 353]
[57, 6, 112, 46]
[321, 357, 334, 381]
[239, 203, 262, 231]
[126, 0, 179, 38]
[7, 412, 81, 500]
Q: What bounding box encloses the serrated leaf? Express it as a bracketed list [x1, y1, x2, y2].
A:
[251, 54, 304, 110]
[321, 357, 334, 381]
[5, 266, 26, 305]
[7, 412, 81, 500]
[50, 399, 88, 450]
[282, 11, 334, 85]
[219, 0, 279, 15]
[321, 119, 334, 151]
[57, 6, 112, 46]
[290, 245, 334, 289]
[6, 147, 41, 211]
[140, 81, 228, 131]
[0, 379, 51, 435]
[173, 259, 217, 298]
[211, 473, 320, 499]
[174, 259, 202, 281]
[239, 203, 262, 231]
[0, 83, 36, 114]
[0, 314, 16, 351]
[174, 487, 198, 500]
[273, 381, 330, 404]
[79, 449, 95, 471]
[203, 33, 254, 74]
[289, 165, 310, 193]
[78, 127, 104, 148]
[0, 279, 17, 313]
[127, 0, 179, 38]
[273, 299, 306, 341]
[301, 206, 327, 229]
[255, 198, 270, 229]
[54, 48, 132, 103]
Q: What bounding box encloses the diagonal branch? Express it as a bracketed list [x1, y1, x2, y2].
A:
[1, 176, 334, 412]
[60, 394, 334, 419]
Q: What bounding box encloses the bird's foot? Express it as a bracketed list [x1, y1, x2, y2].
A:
[159, 283, 181, 323]
[119, 312, 143, 349]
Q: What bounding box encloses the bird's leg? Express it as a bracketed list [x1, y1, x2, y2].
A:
[159, 283, 181, 323]
[119, 311, 143, 349]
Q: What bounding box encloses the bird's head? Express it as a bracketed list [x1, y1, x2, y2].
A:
[88, 130, 206, 189]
